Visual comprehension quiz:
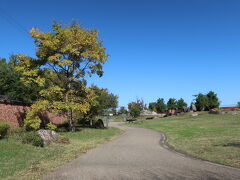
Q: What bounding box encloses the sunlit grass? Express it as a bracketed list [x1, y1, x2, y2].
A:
[0, 127, 122, 180]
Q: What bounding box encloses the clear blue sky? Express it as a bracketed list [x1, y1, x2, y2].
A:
[0, 0, 240, 107]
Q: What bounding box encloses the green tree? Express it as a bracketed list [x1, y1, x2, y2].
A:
[177, 98, 187, 110]
[0, 57, 41, 103]
[156, 98, 167, 113]
[194, 93, 208, 111]
[194, 91, 220, 111]
[206, 91, 220, 109]
[128, 103, 141, 118]
[128, 100, 143, 118]
[167, 98, 177, 110]
[148, 102, 157, 112]
[237, 102, 240, 108]
[87, 85, 118, 117]
[119, 106, 128, 114]
[15, 21, 109, 131]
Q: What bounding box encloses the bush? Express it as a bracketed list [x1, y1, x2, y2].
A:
[46, 122, 57, 131]
[0, 122, 10, 139]
[21, 131, 44, 147]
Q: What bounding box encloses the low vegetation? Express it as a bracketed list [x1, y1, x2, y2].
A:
[0, 127, 122, 180]
[0, 122, 10, 139]
[131, 112, 240, 167]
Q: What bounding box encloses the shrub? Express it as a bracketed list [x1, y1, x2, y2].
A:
[46, 122, 57, 131]
[0, 122, 10, 139]
[21, 131, 44, 147]
[24, 111, 42, 130]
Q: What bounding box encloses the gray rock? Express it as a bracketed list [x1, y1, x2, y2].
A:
[191, 113, 198, 117]
[37, 129, 60, 145]
[209, 109, 218, 114]
[209, 109, 225, 115]
[141, 109, 158, 116]
[190, 104, 197, 112]
[183, 107, 190, 112]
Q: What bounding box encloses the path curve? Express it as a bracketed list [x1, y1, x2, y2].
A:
[43, 122, 240, 180]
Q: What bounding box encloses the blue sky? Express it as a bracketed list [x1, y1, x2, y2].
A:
[0, 0, 240, 107]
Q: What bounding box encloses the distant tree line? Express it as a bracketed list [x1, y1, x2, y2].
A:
[147, 91, 220, 113]
[149, 98, 187, 113]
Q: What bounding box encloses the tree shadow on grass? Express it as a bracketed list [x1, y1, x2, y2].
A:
[223, 142, 240, 147]
[214, 141, 240, 148]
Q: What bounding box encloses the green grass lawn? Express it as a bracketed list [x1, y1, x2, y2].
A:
[0, 127, 122, 180]
[132, 112, 240, 167]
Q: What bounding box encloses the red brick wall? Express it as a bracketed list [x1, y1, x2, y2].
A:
[219, 107, 239, 111]
[0, 102, 67, 127]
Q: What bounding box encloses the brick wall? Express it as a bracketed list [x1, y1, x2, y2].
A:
[0, 102, 67, 128]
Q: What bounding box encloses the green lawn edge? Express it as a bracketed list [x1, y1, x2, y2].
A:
[130, 112, 240, 168]
[1, 127, 124, 180]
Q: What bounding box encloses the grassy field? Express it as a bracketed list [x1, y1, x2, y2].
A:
[132, 112, 240, 167]
[0, 127, 122, 180]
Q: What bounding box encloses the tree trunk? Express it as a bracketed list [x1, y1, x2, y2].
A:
[66, 89, 75, 132]
[68, 109, 75, 132]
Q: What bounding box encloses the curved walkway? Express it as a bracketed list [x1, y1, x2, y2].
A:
[43, 122, 240, 180]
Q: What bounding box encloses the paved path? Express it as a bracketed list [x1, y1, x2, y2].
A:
[43, 122, 240, 180]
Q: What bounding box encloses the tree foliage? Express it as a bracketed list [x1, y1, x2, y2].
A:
[149, 98, 167, 113]
[177, 98, 187, 110]
[15, 21, 109, 131]
[167, 98, 177, 110]
[194, 93, 208, 111]
[128, 99, 144, 118]
[119, 106, 128, 114]
[156, 98, 167, 113]
[0, 56, 41, 103]
[237, 102, 240, 108]
[194, 91, 220, 111]
[87, 85, 118, 117]
[206, 91, 220, 109]
[148, 102, 157, 112]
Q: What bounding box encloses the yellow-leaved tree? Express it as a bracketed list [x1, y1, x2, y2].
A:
[15, 21, 109, 131]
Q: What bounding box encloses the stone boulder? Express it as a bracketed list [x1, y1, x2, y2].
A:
[209, 109, 225, 115]
[37, 129, 60, 145]
[141, 109, 157, 116]
[190, 104, 197, 112]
